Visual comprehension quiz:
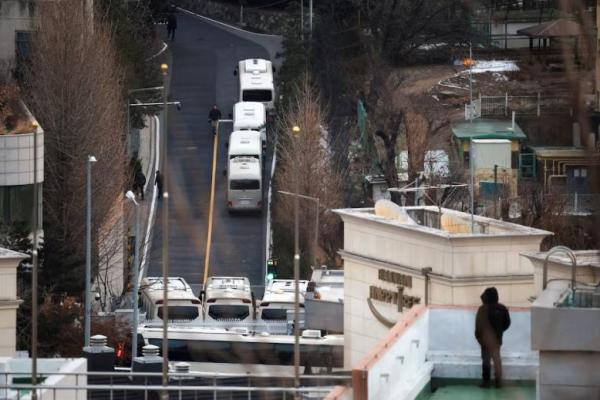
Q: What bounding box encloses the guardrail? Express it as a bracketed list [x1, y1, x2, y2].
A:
[0, 370, 351, 400]
[141, 319, 292, 335]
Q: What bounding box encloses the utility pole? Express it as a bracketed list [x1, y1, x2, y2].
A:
[85, 154, 97, 347]
[470, 138, 475, 233]
[291, 125, 301, 399]
[31, 121, 39, 400]
[160, 63, 170, 400]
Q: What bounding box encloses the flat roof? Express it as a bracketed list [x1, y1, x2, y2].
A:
[522, 249, 600, 268]
[0, 247, 29, 260]
[530, 146, 600, 159]
[452, 119, 527, 141]
[334, 205, 552, 239]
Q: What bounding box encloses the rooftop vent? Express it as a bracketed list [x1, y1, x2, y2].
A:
[142, 344, 160, 357]
[90, 335, 108, 347]
[302, 330, 322, 339]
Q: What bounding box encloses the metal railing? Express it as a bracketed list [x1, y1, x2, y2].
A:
[0, 370, 351, 400]
[480, 93, 571, 117]
[141, 320, 292, 335]
[561, 193, 600, 214]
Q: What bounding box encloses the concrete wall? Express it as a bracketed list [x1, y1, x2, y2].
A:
[0, 252, 26, 357]
[532, 281, 600, 400]
[0, 357, 87, 400]
[0, 0, 34, 65]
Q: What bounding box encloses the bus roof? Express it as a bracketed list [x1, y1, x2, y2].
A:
[229, 130, 261, 157]
[262, 279, 309, 304]
[229, 157, 261, 180]
[233, 102, 266, 129]
[142, 277, 199, 302]
[205, 276, 252, 302]
[239, 59, 274, 92]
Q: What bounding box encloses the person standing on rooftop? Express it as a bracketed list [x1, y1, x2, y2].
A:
[475, 287, 511, 389]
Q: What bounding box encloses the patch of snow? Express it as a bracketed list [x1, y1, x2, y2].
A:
[417, 42, 447, 51]
[469, 60, 519, 74]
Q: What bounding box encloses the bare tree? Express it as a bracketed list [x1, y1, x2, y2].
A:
[274, 79, 345, 274]
[24, 0, 126, 293]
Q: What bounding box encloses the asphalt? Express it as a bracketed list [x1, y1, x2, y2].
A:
[146, 12, 275, 298]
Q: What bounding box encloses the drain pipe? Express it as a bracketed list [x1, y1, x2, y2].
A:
[543, 246, 577, 293]
[421, 267, 433, 305]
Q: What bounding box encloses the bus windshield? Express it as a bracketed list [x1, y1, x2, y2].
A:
[230, 180, 260, 190]
[242, 90, 272, 102]
[157, 306, 199, 321]
[260, 308, 288, 321]
[208, 305, 250, 320]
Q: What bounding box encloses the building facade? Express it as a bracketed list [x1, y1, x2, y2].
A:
[334, 203, 551, 367]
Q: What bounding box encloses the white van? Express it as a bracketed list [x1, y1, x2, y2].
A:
[227, 156, 262, 211]
[201, 276, 255, 322]
[233, 101, 267, 147]
[236, 59, 275, 110]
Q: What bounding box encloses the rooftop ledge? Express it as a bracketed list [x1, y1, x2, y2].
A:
[333, 205, 552, 239]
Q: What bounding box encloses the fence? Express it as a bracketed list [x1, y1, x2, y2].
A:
[479, 93, 571, 117]
[0, 370, 351, 400]
[561, 193, 600, 215]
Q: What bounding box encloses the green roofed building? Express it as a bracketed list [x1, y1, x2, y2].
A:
[452, 119, 528, 198]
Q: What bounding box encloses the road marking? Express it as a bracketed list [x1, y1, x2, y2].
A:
[203, 128, 219, 284]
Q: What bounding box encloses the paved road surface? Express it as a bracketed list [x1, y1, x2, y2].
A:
[146, 12, 274, 297]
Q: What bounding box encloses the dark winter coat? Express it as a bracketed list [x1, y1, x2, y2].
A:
[208, 108, 222, 121]
[475, 287, 511, 347]
[134, 170, 146, 187]
[167, 14, 177, 30]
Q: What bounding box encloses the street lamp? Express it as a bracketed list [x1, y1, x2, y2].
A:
[84, 155, 97, 348]
[291, 125, 301, 397]
[125, 190, 141, 363]
[31, 121, 39, 400]
[160, 63, 170, 400]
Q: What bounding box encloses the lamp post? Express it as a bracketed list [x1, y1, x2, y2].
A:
[291, 125, 301, 398]
[31, 121, 39, 400]
[277, 191, 319, 268]
[84, 154, 97, 347]
[160, 63, 170, 400]
[125, 190, 141, 362]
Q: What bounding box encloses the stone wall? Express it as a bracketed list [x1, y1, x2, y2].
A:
[174, 0, 293, 35]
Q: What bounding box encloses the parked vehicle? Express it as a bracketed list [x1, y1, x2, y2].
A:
[233, 101, 267, 147]
[201, 276, 256, 322]
[235, 59, 275, 110]
[259, 279, 309, 321]
[140, 277, 202, 322]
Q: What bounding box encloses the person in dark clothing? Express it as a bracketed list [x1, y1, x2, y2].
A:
[134, 169, 146, 201]
[167, 13, 177, 41]
[475, 287, 511, 388]
[208, 105, 222, 135]
[155, 170, 163, 200]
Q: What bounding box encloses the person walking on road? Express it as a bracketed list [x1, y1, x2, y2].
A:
[208, 105, 222, 136]
[155, 170, 163, 200]
[167, 12, 177, 42]
[134, 169, 147, 201]
[475, 287, 511, 389]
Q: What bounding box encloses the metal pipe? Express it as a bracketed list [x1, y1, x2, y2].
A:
[131, 201, 141, 361]
[470, 138, 475, 233]
[129, 102, 181, 107]
[291, 126, 301, 399]
[542, 245, 577, 291]
[160, 63, 169, 400]
[31, 122, 39, 400]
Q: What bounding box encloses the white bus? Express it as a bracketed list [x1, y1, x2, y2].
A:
[233, 101, 267, 147]
[140, 277, 202, 322]
[228, 130, 262, 161]
[235, 59, 275, 110]
[201, 276, 256, 322]
[227, 156, 262, 212]
[259, 279, 309, 321]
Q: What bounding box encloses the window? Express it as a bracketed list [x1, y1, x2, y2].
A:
[0, 184, 41, 230]
[230, 179, 260, 190]
[208, 305, 250, 320]
[261, 308, 288, 320]
[157, 306, 199, 321]
[15, 31, 32, 60]
[242, 90, 272, 102]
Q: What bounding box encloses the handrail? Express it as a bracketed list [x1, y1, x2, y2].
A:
[543, 245, 577, 291]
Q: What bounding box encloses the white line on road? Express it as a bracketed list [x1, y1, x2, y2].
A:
[139, 115, 161, 282]
[145, 41, 168, 61]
